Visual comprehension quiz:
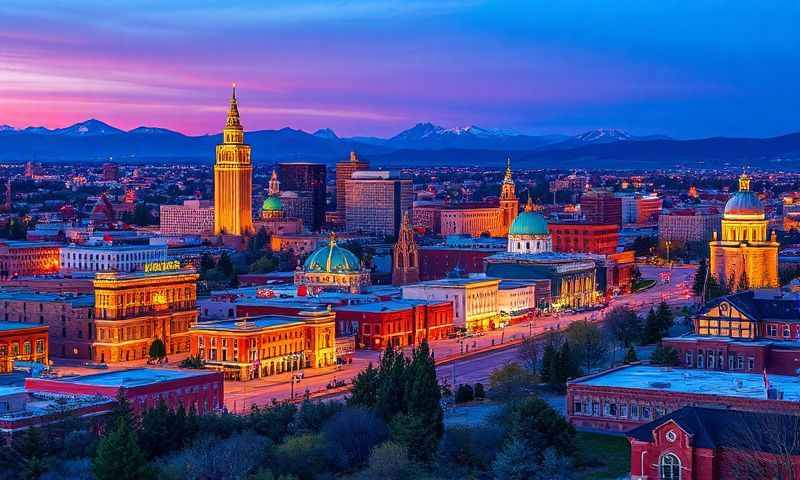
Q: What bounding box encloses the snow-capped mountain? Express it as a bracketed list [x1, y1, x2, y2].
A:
[128, 126, 183, 136]
[0, 125, 14, 132]
[50, 119, 124, 136]
[313, 128, 339, 140]
[382, 122, 565, 150]
[574, 128, 632, 144]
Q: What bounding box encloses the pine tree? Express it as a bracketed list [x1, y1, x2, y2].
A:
[375, 345, 407, 421]
[148, 338, 166, 362]
[349, 362, 380, 408]
[656, 301, 674, 337]
[93, 417, 154, 480]
[110, 388, 133, 429]
[138, 399, 170, 459]
[693, 259, 707, 296]
[642, 308, 661, 344]
[403, 341, 443, 452]
[540, 343, 556, 384]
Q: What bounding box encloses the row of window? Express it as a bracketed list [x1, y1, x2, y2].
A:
[685, 349, 755, 370]
[573, 399, 667, 421]
[0, 339, 46, 357]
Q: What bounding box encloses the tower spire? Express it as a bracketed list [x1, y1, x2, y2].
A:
[739, 171, 751, 192]
[503, 158, 513, 184]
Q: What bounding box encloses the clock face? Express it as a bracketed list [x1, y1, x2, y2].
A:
[719, 302, 729, 313]
[666, 430, 677, 442]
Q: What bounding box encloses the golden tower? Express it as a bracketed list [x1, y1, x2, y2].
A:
[709, 173, 778, 289]
[499, 158, 519, 236]
[214, 84, 253, 236]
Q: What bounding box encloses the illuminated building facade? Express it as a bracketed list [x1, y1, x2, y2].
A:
[401, 278, 500, 331]
[214, 85, 253, 236]
[658, 208, 721, 244]
[581, 191, 622, 225]
[507, 197, 552, 254]
[92, 267, 198, 363]
[60, 244, 167, 273]
[345, 170, 413, 236]
[294, 234, 371, 294]
[190, 310, 336, 381]
[335, 151, 369, 221]
[160, 200, 215, 236]
[498, 159, 520, 235]
[0, 322, 48, 373]
[549, 222, 619, 255]
[0, 241, 60, 280]
[709, 174, 779, 289]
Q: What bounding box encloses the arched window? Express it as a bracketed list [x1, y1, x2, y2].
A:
[660, 453, 681, 480]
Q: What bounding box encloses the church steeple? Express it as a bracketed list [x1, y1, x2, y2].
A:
[500, 158, 516, 200]
[392, 212, 419, 286]
[268, 169, 281, 196]
[524, 192, 534, 212]
[223, 83, 244, 144]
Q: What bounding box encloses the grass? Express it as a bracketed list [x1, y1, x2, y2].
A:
[574, 432, 631, 480]
[632, 279, 657, 292]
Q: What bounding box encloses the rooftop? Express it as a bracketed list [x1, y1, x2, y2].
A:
[0, 321, 48, 332]
[402, 277, 500, 288]
[53, 368, 216, 388]
[0, 291, 94, 307]
[572, 364, 800, 401]
[336, 299, 449, 314]
[192, 315, 306, 332]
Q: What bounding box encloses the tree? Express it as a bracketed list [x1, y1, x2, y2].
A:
[322, 407, 389, 469]
[473, 383, 485, 399]
[356, 442, 414, 480]
[693, 258, 708, 296]
[504, 397, 576, 457]
[109, 388, 133, 429]
[180, 354, 205, 369]
[437, 424, 505, 473]
[374, 345, 407, 421]
[402, 340, 443, 457]
[217, 252, 235, 278]
[159, 431, 271, 480]
[250, 254, 277, 273]
[624, 345, 638, 363]
[488, 362, 536, 400]
[565, 319, 609, 374]
[348, 362, 380, 408]
[491, 439, 540, 480]
[723, 412, 800, 480]
[291, 400, 343, 435]
[93, 417, 154, 480]
[273, 433, 337, 480]
[603, 305, 642, 362]
[550, 341, 580, 391]
[455, 384, 474, 403]
[656, 301, 675, 334]
[641, 308, 662, 344]
[517, 336, 541, 374]
[650, 344, 680, 366]
[148, 338, 167, 362]
[138, 399, 171, 459]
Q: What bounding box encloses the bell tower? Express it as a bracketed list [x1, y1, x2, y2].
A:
[214, 84, 253, 236]
[268, 169, 281, 196]
[392, 212, 420, 286]
[499, 158, 519, 235]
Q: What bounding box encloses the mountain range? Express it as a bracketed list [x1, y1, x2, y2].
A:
[1, 119, 799, 169]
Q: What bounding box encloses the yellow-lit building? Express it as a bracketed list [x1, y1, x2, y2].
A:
[214, 85, 253, 236]
[189, 309, 336, 381]
[92, 265, 199, 363]
[709, 173, 779, 289]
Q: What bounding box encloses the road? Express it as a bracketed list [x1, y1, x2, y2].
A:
[222, 264, 696, 410]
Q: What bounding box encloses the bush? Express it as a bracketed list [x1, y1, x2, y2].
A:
[623, 346, 638, 363]
[159, 431, 271, 480]
[454, 384, 474, 403]
[356, 442, 414, 480]
[437, 424, 505, 471]
[273, 434, 339, 480]
[503, 397, 576, 458]
[322, 407, 389, 470]
[487, 363, 536, 400]
[180, 355, 205, 369]
[650, 344, 680, 366]
[473, 383, 486, 399]
[291, 400, 343, 435]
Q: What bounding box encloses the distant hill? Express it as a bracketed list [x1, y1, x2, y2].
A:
[0, 118, 798, 168]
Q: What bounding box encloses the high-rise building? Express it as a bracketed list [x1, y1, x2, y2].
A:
[102, 162, 119, 181]
[709, 173, 779, 289]
[392, 212, 419, 286]
[214, 85, 253, 236]
[345, 170, 412, 236]
[277, 162, 326, 231]
[581, 191, 622, 225]
[335, 151, 369, 220]
[658, 208, 721, 244]
[160, 200, 215, 236]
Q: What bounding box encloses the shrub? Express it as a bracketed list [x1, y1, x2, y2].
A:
[454, 384, 474, 403]
[322, 407, 389, 470]
[473, 383, 486, 399]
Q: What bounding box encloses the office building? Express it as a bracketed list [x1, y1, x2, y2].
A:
[277, 162, 327, 231]
[345, 170, 412, 236]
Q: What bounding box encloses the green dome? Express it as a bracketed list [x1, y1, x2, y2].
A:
[304, 236, 360, 273]
[509, 212, 549, 236]
[262, 196, 283, 211]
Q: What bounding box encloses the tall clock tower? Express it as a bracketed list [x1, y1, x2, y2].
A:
[214, 85, 253, 236]
[499, 158, 519, 236]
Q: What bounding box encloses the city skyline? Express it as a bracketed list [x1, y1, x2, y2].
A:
[2, 1, 799, 139]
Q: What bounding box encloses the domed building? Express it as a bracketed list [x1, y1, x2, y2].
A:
[709, 173, 778, 289]
[260, 195, 284, 220]
[508, 196, 552, 254]
[252, 169, 303, 235]
[294, 233, 371, 294]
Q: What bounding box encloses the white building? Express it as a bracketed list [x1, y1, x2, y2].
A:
[60, 244, 168, 274]
[160, 200, 215, 236]
[497, 281, 536, 320]
[401, 277, 500, 331]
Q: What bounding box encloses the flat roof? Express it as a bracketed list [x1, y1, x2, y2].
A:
[192, 315, 305, 332]
[402, 277, 500, 288]
[54, 368, 216, 388]
[0, 321, 47, 332]
[0, 291, 94, 307]
[572, 364, 800, 401]
[336, 300, 437, 314]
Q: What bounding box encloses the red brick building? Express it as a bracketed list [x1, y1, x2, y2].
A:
[567, 364, 800, 434]
[25, 367, 223, 414]
[335, 299, 453, 350]
[628, 406, 800, 480]
[580, 191, 622, 225]
[0, 322, 48, 373]
[549, 222, 619, 255]
[663, 288, 800, 376]
[0, 241, 60, 280]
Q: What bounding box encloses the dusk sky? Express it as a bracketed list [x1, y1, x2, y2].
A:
[1, 1, 798, 138]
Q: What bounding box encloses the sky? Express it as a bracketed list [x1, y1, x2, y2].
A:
[1, 0, 798, 138]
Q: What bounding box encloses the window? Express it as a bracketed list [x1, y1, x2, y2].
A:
[728, 355, 734, 370]
[768, 324, 777, 337]
[748, 357, 755, 370]
[685, 351, 693, 367]
[659, 453, 681, 480]
[630, 404, 639, 419]
[708, 352, 714, 369]
[737, 356, 744, 370]
[574, 402, 582, 414]
[697, 350, 704, 368]
[784, 324, 791, 338]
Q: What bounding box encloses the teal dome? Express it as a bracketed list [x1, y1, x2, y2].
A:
[262, 196, 283, 211]
[304, 236, 360, 273]
[509, 212, 549, 236]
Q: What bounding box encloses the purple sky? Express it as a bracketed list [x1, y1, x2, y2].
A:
[1, 1, 798, 138]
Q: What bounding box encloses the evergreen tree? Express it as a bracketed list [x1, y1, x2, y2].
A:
[93, 417, 154, 480]
[138, 399, 170, 459]
[199, 253, 216, 273]
[110, 389, 133, 429]
[655, 301, 674, 336]
[540, 343, 556, 384]
[641, 308, 661, 344]
[348, 362, 380, 408]
[217, 252, 235, 278]
[650, 344, 680, 366]
[624, 345, 638, 363]
[404, 341, 442, 440]
[148, 338, 167, 361]
[693, 259, 708, 296]
[375, 345, 407, 421]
